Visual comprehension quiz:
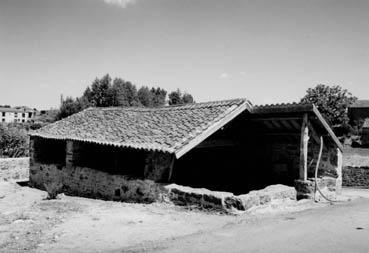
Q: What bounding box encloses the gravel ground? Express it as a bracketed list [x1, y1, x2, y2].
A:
[0, 182, 328, 253]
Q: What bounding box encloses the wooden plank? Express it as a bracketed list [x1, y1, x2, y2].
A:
[270, 120, 283, 129]
[299, 114, 309, 180]
[250, 117, 301, 122]
[279, 119, 293, 130]
[289, 119, 301, 130]
[312, 105, 343, 151]
[263, 121, 275, 129]
[196, 139, 238, 149]
[263, 132, 300, 136]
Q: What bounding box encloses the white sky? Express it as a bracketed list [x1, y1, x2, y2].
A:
[1, 0, 368, 109]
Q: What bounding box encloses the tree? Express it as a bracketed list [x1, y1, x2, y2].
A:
[56, 96, 85, 120]
[55, 74, 195, 120]
[138, 86, 154, 107]
[300, 84, 357, 127]
[168, 89, 183, 105]
[182, 93, 194, 104]
[168, 89, 195, 105]
[89, 74, 113, 107]
[111, 78, 139, 106]
[150, 87, 167, 107]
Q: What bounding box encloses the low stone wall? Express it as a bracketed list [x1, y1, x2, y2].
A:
[29, 163, 166, 203]
[343, 166, 369, 188]
[0, 157, 29, 182]
[165, 184, 297, 212]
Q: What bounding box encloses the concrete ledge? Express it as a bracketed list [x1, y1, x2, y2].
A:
[165, 184, 297, 212]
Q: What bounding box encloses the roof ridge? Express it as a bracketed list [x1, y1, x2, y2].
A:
[89, 98, 249, 111]
[254, 102, 312, 108]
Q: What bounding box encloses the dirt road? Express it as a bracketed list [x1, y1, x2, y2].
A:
[1, 182, 367, 253]
[134, 197, 369, 253]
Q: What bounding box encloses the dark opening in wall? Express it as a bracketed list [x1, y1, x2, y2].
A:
[72, 142, 147, 178]
[33, 137, 66, 165]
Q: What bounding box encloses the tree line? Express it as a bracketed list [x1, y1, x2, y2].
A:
[57, 74, 194, 120]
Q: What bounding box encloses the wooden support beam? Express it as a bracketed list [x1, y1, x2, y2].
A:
[270, 120, 283, 129]
[263, 132, 300, 136]
[279, 119, 293, 130]
[66, 140, 74, 169]
[299, 114, 309, 181]
[307, 120, 321, 146]
[250, 117, 301, 122]
[196, 139, 238, 149]
[289, 119, 301, 130]
[263, 120, 275, 129]
[168, 154, 176, 182]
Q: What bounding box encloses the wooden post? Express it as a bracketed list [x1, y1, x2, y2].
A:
[167, 154, 176, 182]
[66, 140, 74, 169]
[299, 114, 309, 180]
[29, 137, 35, 166]
[336, 148, 343, 194]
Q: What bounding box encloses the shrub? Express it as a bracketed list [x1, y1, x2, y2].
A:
[43, 181, 63, 200]
[0, 124, 29, 158]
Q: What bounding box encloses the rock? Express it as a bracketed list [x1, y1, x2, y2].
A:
[237, 193, 260, 210]
[224, 196, 245, 211]
[258, 184, 297, 201]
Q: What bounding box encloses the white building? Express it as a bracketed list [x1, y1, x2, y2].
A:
[0, 107, 37, 123]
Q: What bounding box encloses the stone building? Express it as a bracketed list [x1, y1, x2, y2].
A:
[29, 99, 343, 202]
[349, 100, 369, 125]
[0, 106, 37, 123]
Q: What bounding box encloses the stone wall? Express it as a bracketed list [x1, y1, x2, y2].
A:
[0, 157, 29, 182]
[29, 162, 167, 203]
[343, 166, 369, 188]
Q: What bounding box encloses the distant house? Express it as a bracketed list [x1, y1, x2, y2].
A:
[0, 106, 37, 123]
[362, 119, 369, 146]
[348, 100, 369, 125]
[29, 99, 343, 202]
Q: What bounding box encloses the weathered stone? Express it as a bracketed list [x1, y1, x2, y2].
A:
[165, 183, 298, 212]
[224, 196, 245, 211]
[258, 193, 272, 205]
[238, 193, 260, 210]
[30, 162, 165, 203]
[257, 184, 297, 201]
[0, 158, 29, 182]
[294, 178, 338, 200]
[343, 166, 369, 188]
[294, 180, 315, 199]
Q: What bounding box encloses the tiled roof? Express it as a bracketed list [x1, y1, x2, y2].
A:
[252, 102, 313, 114]
[0, 107, 35, 113]
[31, 99, 251, 158]
[349, 100, 369, 108]
[363, 118, 369, 128]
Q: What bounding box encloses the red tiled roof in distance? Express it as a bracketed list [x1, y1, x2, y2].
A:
[30, 99, 252, 158]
